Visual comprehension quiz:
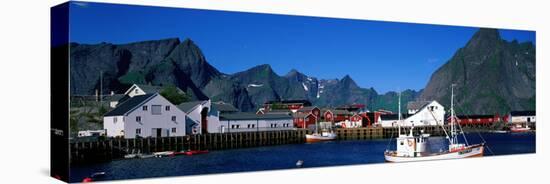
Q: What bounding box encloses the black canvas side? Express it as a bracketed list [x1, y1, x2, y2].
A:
[51, 2, 70, 183]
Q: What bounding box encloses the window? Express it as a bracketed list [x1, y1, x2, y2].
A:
[113, 117, 117, 123]
[136, 116, 141, 122]
[247, 124, 251, 128]
[231, 125, 235, 129]
[152, 105, 162, 115]
[142, 105, 148, 111]
[236, 125, 240, 129]
[171, 116, 176, 121]
[136, 128, 141, 135]
[165, 106, 171, 111]
[134, 89, 139, 94]
[171, 128, 177, 133]
[251, 124, 255, 128]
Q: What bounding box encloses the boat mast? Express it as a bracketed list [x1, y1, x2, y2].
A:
[450, 84, 457, 145]
[398, 91, 401, 135]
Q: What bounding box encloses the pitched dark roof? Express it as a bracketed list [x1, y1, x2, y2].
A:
[293, 113, 315, 119]
[177, 101, 205, 113]
[511, 111, 536, 116]
[407, 101, 431, 110]
[380, 113, 412, 121]
[212, 102, 239, 112]
[220, 112, 292, 120]
[297, 106, 319, 112]
[104, 93, 156, 116]
[322, 109, 350, 115]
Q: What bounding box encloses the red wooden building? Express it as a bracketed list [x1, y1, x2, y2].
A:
[293, 113, 317, 128]
[323, 109, 351, 122]
[451, 114, 501, 126]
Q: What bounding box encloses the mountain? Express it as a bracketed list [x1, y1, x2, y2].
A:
[65, 37, 419, 112]
[419, 28, 536, 114]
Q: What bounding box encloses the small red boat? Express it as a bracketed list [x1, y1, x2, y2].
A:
[184, 150, 209, 156]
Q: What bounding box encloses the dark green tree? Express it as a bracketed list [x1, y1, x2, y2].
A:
[160, 85, 191, 105]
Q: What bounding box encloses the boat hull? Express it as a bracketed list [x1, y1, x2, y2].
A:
[305, 134, 336, 143]
[384, 144, 484, 162]
[510, 128, 531, 133]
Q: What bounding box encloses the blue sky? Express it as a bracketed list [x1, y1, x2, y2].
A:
[68, 1, 535, 93]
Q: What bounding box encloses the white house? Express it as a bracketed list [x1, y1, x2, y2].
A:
[177, 100, 213, 135]
[123, 84, 185, 98]
[212, 113, 294, 133]
[509, 111, 536, 124]
[103, 93, 187, 139]
[378, 101, 445, 127]
[402, 101, 445, 127]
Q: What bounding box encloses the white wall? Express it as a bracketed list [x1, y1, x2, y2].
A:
[402, 101, 444, 127]
[511, 116, 536, 123]
[104, 116, 125, 137]
[104, 95, 187, 139]
[185, 100, 211, 135]
[378, 101, 445, 127]
[215, 119, 294, 133]
[125, 85, 147, 97]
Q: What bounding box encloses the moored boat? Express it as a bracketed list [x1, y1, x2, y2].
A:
[305, 131, 337, 143]
[510, 124, 531, 133]
[384, 85, 485, 162]
[184, 150, 209, 156]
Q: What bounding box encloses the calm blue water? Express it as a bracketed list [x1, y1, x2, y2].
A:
[70, 132, 535, 182]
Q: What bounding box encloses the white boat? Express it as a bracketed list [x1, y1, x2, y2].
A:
[153, 151, 174, 158]
[305, 131, 337, 142]
[510, 124, 531, 133]
[384, 85, 485, 162]
[305, 118, 336, 142]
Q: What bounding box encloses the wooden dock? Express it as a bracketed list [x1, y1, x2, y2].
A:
[70, 125, 451, 164]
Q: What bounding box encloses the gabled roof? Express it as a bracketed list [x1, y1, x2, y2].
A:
[407, 101, 431, 110]
[293, 113, 316, 119]
[511, 111, 536, 116]
[322, 109, 350, 115]
[220, 112, 292, 120]
[212, 102, 239, 112]
[177, 101, 207, 113]
[104, 93, 156, 116]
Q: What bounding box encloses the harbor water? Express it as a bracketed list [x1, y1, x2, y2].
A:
[70, 132, 535, 182]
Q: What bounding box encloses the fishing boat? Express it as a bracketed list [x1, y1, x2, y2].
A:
[384, 85, 485, 162]
[305, 119, 336, 142]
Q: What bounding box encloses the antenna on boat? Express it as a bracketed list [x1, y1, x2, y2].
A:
[398, 90, 401, 136]
[450, 83, 458, 145]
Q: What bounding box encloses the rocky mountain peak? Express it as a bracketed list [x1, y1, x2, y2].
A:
[465, 28, 502, 52]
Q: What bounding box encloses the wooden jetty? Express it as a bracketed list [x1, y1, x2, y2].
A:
[70, 125, 452, 164]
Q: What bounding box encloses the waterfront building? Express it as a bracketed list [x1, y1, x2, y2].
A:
[293, 113, 317, 128]
[177, 100, 212, 135]
[377, 100, 445, 127]
[453, 114, 501, 126]
[508, 111, 536, 124]
[263, 99, 312, 113]
[213, 112, 294, 133]
[103, 93, 187, 138]
[322, 109, 351, 123]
